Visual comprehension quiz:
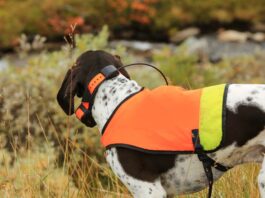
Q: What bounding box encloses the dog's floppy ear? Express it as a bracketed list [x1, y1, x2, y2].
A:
[57, 67, 80, 115]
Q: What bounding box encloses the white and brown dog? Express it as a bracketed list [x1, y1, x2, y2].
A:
[57, 50, 265, 198]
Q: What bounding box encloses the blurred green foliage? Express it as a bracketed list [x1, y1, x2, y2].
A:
[153, 46, 265, 89]
[1, 0, 265, 47]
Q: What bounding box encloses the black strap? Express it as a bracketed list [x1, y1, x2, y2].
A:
[192, 129, 230, 198]
[197, 153, 231, 198]
[198, 153, 214, 198]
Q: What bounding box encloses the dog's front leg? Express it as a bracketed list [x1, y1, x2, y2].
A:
[105, 148, 167, 198]
[258, 155, 265, 198]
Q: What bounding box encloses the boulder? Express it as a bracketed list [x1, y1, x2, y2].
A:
[250, 32, 265, 42]
[170, 27, 200, 43]
[218, 30, 250, 43]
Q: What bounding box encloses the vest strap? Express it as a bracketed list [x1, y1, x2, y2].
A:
[192, 129, 230, 198]
[197, 153, 231, 198]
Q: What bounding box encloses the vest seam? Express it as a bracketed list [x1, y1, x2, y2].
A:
[106, 144, 197, 154]
[203, 84, 229, 153]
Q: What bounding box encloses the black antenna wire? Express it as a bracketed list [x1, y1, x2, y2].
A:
[118, 63, 169, 86]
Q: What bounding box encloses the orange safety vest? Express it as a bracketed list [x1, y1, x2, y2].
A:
[101, 85, 227, 153]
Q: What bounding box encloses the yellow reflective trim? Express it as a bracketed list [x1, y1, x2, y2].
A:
[199, 84, 226, 151]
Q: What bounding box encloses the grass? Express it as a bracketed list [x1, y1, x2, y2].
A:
[0, 142, 261, 197]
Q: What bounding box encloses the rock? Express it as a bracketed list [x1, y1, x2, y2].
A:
[218, 30, 250, 43]
[170, 27, 200, 43]
[206, 35, 264, 60]
[252, 22, 265, 32]
[0, 59, 8, 71]
[250, 32, 265, 42]
[183, 37, 209, 62]
[110, 40, 169, 53]
[111, 40, 153, 51]
[184, 37, 208, 54]
[129, 41, 153, 51]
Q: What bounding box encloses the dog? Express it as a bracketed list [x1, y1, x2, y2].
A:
[57, 50, 265, 198]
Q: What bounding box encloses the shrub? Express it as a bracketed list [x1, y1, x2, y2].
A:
[153, 45, 222, 89]
[0, 26, 133, 196]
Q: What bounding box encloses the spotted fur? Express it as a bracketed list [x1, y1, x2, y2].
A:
[93, 77, 265, 197]
[57, 50, 265, 198]
[92, 75, 141, 132]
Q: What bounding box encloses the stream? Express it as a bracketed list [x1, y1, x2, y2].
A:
[1, 34, 265, 70]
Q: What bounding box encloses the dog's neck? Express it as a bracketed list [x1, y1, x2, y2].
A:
[92, 74, 142, 133]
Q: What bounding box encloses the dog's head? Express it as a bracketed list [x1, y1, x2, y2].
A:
[57, 50, 130, 120]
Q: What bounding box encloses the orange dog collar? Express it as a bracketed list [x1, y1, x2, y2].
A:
[75, 65, 119, 127]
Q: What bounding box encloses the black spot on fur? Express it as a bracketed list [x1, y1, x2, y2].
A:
[105, 102, 108, 106]
[247, 97, 253, 102]
[251, 90, 258, 94]
[118, 78, 126, 83]
[117, 147, 176, 182]
[103, 95, 107, 100]
[110, 87, 115, 92]
[261, 182, 265, 188]
[178, 156, 185, 162]
[224, 105, 265, 147]
[149, 188, 152, 194]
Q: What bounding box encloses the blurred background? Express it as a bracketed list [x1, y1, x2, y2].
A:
[0, 0, 264, 197]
